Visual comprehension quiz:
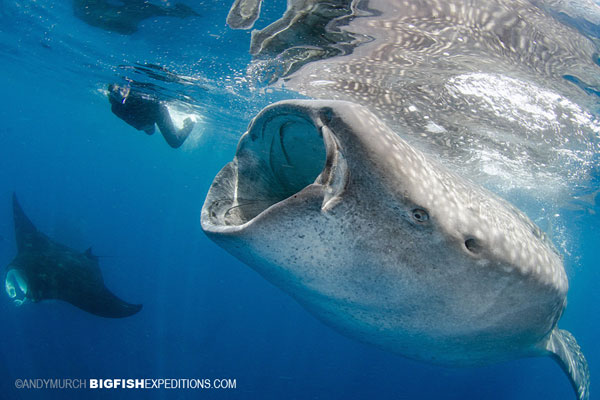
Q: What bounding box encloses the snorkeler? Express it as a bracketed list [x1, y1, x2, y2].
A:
[107, 84, 194, 149]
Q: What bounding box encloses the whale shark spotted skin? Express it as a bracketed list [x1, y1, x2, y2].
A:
[227, 0, 263, 29]
[245, 0, 600, 202]
[201, 100, 589, 399]
[5, 194, 142, 318]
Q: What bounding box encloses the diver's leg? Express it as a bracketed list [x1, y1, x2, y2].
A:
[155, 104, 193, 148]
[181, 117, 195, 137]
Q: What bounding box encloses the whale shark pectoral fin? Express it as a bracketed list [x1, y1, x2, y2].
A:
[64, 287, 142, 319]
[543, 328, 590, 400]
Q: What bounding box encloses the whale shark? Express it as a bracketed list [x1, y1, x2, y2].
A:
[5, 194, 142, 318]
[201, 100, 589, 399]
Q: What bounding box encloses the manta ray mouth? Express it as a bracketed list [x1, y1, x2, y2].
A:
[5, 268, 28, 306]
[202, 103, 346, 230]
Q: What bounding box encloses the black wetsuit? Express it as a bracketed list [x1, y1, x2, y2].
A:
[108, 84, 193, 148]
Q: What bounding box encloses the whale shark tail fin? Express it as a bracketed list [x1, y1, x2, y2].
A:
[544, 328, 590, 400]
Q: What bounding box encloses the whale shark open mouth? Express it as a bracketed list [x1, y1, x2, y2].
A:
[202, 103, 347, 229]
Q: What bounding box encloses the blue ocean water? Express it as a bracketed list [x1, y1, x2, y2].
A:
[0, 1, 598, 399]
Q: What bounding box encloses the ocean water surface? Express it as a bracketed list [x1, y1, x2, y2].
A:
[0, 1, 598, 399]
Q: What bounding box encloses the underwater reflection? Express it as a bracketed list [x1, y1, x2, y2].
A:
[73, 0, 198, 34]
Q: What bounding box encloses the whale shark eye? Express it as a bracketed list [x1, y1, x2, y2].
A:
[464, 238, 482, 254]
[411, 208, 429, 223]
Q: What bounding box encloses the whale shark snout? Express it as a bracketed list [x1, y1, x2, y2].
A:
[201, 100, 589, 399]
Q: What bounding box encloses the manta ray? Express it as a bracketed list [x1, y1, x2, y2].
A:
[5, 194, 142, 318]
[201, 100, 589, 399]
